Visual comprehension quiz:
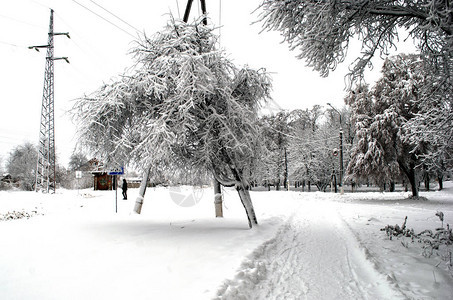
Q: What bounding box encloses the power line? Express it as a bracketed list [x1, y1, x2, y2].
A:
[88, 0, 141, 34]
[71, 0, 136, 39]
[0, 40, 22, 48]
[0, 13, 47, 30]
[26, 0, 50, 9]
[0, 134, 33, 142]
[54, 13, 116, 72]
[218, 0, 222, 45]
[175, 0, 181, 19]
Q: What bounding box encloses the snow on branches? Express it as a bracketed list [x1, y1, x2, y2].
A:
[72, 18, 272, 228]
[257, 1, 453, 175]
[256, 0, 453, 83]
[346, 54, 427, 197]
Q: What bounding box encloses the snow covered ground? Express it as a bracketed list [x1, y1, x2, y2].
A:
[0, 183, 452, 299]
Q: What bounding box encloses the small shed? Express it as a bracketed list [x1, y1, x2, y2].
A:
[88, 158, 116, 191]
[92, 171, 115, 191]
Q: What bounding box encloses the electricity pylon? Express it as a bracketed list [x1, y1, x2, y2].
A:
[30, 9, 69, 193]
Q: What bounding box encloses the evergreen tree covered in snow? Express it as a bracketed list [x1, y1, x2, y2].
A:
[72, 19, 271, 228]
[346, 54, 427, 197]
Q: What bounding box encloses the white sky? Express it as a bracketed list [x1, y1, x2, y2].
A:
[0, 0, 416, 167]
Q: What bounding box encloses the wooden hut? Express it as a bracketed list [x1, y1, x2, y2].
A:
[88, 159, 115, 191]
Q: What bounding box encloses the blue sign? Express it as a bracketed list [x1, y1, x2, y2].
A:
[108, 167, 124, 175]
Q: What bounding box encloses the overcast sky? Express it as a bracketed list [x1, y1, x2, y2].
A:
[0, 0, 416, 168]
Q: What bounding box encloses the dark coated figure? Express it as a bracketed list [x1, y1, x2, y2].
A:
[122, 179, 128, 200]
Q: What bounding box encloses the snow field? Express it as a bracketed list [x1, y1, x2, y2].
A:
[0, 187, 286, 300]
[1, 184, 453, 299]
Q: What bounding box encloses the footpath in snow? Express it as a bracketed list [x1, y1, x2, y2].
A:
[216, 198, 406, 299]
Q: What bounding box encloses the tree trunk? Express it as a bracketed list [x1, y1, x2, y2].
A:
[133, 167, 151, 214]
[438, 174, 443, 191]
[425, 172, 430, 191]
[236, 185, 258, 228]
[283, 148, 288, 190]
[333, 175, 337, 193]
[398, 159, 419, 198]
[213, 177, 223, 218]
[212, 163, 257, 228]
[409, 173, 419, 197]
[390, 181, 395, 192]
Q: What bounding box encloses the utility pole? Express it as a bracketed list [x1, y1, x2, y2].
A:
[327, 103, 344, 195]
[183, 0, 207, 25]
[31, 9, 69, 193]
[182, 0, 223, 217]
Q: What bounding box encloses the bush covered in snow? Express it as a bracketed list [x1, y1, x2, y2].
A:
[381, 213, 453, 276]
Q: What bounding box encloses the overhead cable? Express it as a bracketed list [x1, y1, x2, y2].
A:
[175, 0, 181, 19]
[0, 13, 47, 30]
[71, 0, 136, 39]
[88, 0, 141, 34]
[0, 40, 22, 48]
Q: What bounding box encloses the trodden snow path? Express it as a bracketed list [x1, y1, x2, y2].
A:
[216, 198, 406, 300]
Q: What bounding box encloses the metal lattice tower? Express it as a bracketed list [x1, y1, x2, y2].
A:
[32, 9, 69, 193]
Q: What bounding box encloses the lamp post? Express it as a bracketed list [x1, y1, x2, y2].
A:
[327, 103, 344, 195]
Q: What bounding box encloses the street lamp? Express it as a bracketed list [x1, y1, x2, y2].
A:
[327, 103, 344, 195]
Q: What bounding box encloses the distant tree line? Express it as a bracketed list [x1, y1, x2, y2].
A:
[0, 145, 92, 191]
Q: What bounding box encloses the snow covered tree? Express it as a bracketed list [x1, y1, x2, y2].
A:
[287, 106, 332, 191]
[68, 152, 89, 171]
[346, 54, 427, 197]
[6, 142, 38, 191]
[72, 19, 272, 228]
[257, 0, 453, 187]
[257, 112, 291, 190]
[403, 67, 453, 178]
[65, 153, 93, 189]
[256, 0, 453, 83]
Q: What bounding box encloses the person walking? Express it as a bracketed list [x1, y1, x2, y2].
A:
[122, 179, 128, 200]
